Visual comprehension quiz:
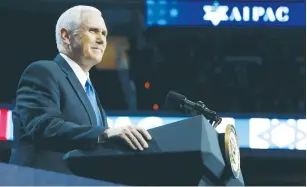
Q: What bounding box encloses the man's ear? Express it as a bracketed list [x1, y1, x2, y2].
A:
[60, 28, 70, 45]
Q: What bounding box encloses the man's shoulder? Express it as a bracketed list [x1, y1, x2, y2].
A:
[20, 59, 64, 80]
[25, 59, 60, 72]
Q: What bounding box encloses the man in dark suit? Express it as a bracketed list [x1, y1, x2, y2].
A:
[9, 5, 151, 174]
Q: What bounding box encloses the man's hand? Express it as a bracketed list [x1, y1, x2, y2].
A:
[104, 125, 152, 151]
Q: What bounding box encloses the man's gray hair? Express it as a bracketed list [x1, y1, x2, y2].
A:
[55, 5, 101, 51]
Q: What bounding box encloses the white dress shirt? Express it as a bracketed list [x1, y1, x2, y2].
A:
[60, 53, 89, 90]
[60, 53, 105, 137]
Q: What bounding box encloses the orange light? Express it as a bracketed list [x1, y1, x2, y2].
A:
[144, 81, 150, 89]
[153, 104, 159, 110]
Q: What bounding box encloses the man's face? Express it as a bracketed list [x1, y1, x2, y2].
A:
[69, 11, 108, 68]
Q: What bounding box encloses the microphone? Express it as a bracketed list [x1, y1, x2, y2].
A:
[165, 91, 222, 128]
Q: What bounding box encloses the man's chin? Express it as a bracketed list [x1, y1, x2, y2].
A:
[87, 56, 103, 65]
[94, 57, 103, 64]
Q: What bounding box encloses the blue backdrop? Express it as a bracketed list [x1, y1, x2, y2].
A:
[146, 0, 306, 27]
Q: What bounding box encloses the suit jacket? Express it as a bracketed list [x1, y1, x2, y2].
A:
[9, 54, 108, 174]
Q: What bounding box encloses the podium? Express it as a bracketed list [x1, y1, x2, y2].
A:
[64, 115, 245, 186]
[0, 163, 118, 185]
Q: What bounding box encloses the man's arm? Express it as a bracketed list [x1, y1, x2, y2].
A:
[15, 61, 105, 151]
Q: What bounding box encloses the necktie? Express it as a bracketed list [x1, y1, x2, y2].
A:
[85, 80, 102, 127]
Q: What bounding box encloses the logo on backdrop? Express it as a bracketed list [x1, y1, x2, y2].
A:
[203, 1, 289, 26]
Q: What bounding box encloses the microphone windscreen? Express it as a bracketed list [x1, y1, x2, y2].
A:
[165, 91, 186, 108]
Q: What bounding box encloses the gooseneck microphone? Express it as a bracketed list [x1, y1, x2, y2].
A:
[165, 91, 222, 128]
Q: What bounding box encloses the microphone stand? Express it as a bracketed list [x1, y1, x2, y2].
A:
[194, 101, 222, 128]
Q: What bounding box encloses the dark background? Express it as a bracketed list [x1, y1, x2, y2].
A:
[0, 0, 305, 113]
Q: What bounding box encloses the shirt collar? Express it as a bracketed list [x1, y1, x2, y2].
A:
[60, 53, 89, 89]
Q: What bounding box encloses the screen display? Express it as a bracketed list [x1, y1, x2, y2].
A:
[146, 0, 305, 27]
[0, 108, 305, 150]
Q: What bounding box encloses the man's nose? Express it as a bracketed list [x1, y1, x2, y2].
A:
[96, 39, 103, 45]
[95, 33, 104, 44]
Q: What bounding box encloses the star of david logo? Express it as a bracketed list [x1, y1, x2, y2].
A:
[203, 5, 229, 26]
[258, 119, 306, 149]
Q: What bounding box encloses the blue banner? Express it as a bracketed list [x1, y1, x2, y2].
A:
[106, 116, 306, 150]
[0, 108, 305, 150]
[146, 0, 306, 27]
